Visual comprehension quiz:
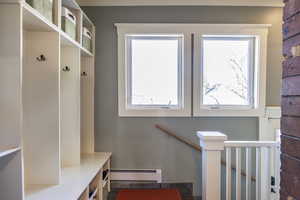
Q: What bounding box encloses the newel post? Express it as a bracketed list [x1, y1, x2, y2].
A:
[197, 131, 227, 200]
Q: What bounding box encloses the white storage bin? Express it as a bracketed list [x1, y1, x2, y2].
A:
[82, 27, 92, 52]
[62, 7, 77, 41]
[26, 0, 53, 22]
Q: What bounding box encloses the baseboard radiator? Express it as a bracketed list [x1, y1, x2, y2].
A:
[110, 169, 162, 183]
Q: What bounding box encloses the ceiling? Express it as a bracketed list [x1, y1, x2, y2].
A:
[78, 0, 284, 7]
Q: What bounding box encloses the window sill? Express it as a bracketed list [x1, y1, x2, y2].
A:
[118, 108, 265, 117]
[193, 108, 265, 117]
[118, 108, 191, 117]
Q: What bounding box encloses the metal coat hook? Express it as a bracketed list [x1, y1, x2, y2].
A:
[62, 66, 71, 72]
[81, 71, 87, 76]
[36, 54, 46, 62]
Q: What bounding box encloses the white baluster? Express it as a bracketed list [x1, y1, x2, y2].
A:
[256, 147, 260, 200]
[226, 147, 232, 200]
[236, 148, 241, 200]
[223, 140, 278, 200]
[246, 147, 252, 200]
[261, 147, 271, 200]
[270, 146, 277, 199]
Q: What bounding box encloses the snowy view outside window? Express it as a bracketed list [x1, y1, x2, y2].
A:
[129, 36, 182, 107]
[202, 37, 254, 106]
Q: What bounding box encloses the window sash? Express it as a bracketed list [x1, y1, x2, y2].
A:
[125, 35, 184, 109]
[199, 36, 256, 110]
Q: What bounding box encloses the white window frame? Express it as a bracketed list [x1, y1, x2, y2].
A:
[200, 36, 255, 110]
[193, 24, 270, 117]
[116, 23, 270, 117]
[126, 35, 184, 109]
[116, 24, 192, 117]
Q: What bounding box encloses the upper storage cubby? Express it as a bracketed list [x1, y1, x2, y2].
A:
[21, 0, 95, 56]
[24, 0, 59, 29]
[81, 13, 95, 55]
[61, 0, 82, 44]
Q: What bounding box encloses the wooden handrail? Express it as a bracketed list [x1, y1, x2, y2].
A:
[155, 124, 201, 151]
[155, 124, 256, 182]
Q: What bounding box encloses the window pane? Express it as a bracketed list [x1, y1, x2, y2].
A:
[202, 37, 254, 106]
[129, 36, 181, 106]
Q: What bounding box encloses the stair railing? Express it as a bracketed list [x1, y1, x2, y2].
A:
[155, 124, 256, 181]
[197, 131, 280, 200]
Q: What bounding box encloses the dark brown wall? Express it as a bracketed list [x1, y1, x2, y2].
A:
[281, 0, 300, 199]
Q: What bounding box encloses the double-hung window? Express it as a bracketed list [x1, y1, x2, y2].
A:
[117, 24, 269, 117]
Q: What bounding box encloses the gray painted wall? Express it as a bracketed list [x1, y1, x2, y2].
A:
[83, 6, 282, 195]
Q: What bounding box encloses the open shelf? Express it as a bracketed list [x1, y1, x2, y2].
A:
[102, 178, 108, 188]
[61, 0, 82, 44]
[60, 30, 81, 48]
[82, 12, 94, 28]
[22, 2, 59, 32]
[81, 47, 93, 57]
[82, 12, 95, 55]
[0, 147, 21, 158]
[102, 164, 109, 188]
[62, 0, 81, 10]
[89, 188, 98, 200]
[23, 0, 94, 56]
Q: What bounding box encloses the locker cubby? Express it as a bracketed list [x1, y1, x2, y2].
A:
[81, 55, 95, 154]
[60, 43, 81, 167]
[0, 4, 23, 199]
[0, 0, 101, 199]
[0, 4, 22, 151]
[23, 30, 61, 185]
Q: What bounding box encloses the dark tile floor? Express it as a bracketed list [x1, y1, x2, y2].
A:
[107, 182, 201, 200]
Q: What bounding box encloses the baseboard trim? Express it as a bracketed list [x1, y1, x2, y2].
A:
[111, 169, 162, 183]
